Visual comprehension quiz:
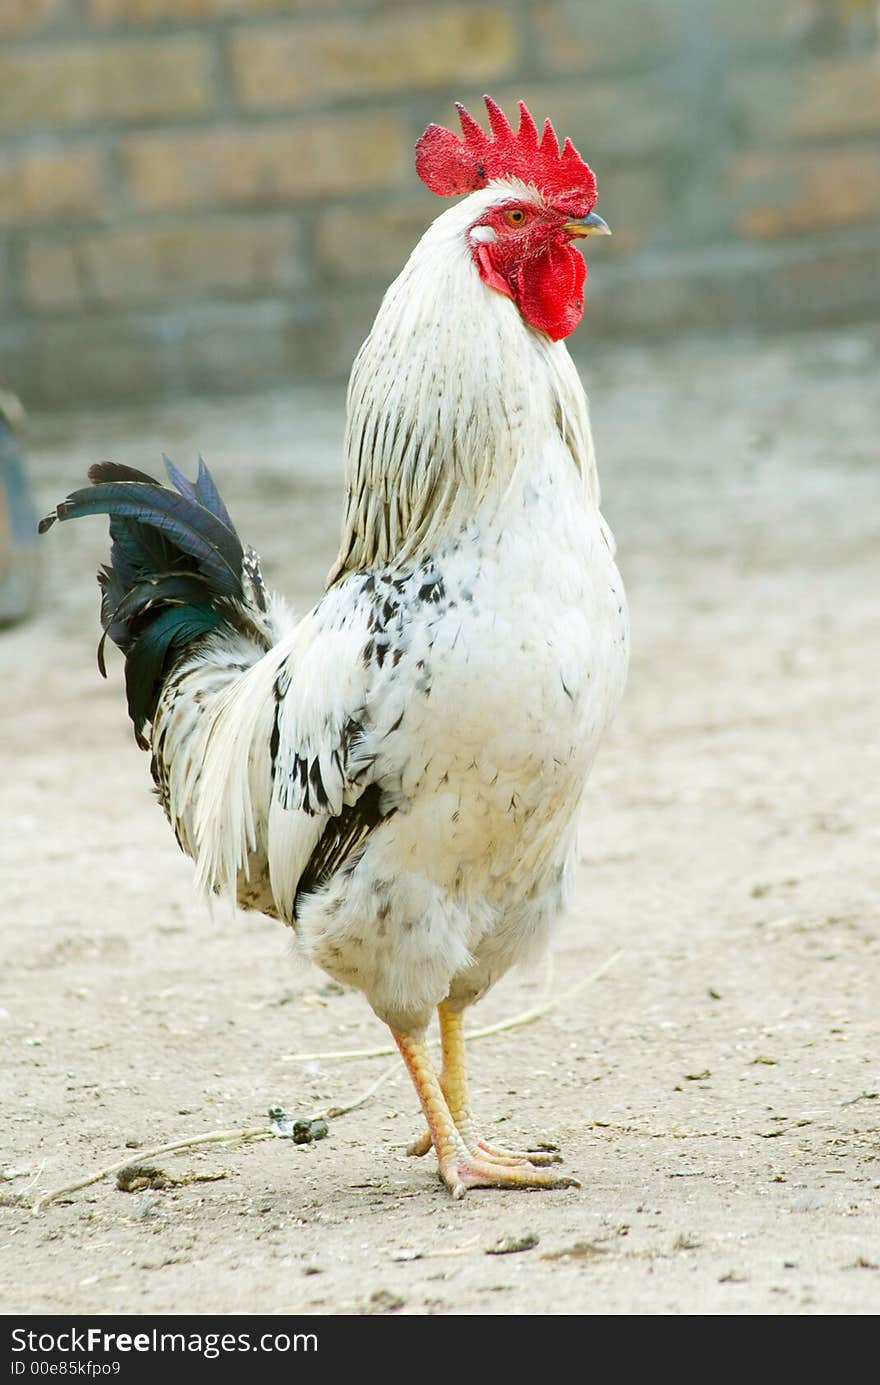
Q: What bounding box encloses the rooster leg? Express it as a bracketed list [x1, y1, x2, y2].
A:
[394, 1015, 574, 1196]
[407, 1003, 562, 1166]
[445, 1003, 564, 1165]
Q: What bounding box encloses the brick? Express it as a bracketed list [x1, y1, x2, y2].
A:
[90, 0, 369, 18]
[22, 217, 302, 312]
[0, 149, 104, 227]
[583, 250, 751, 338]
[702, 0, 809, 49]
[178, 301, 311, 396]
[730, 146, 880, 239]
[230, 7, 518, 109]
[707, 0, 880, 54]
[94, 218, 302, 305]
[0, 251, 10, 315]
[14, 317, 170, 406]
[123, 114, 408, 211]
[0, 0, 67, 38]
[491, 77, 692, 164]
[310, 286, 386, 378]
[0, 38, 214, 136]
[592, 164, 674, 256]
[315, 199, 435, 282]
[18, 240, 86, 313]
[90, 0, 232, 17]
[761, 236, 880, 324]
[729, 54, 880, 145]
[585, 232, 880, 339]
[532, 0, 681, 75]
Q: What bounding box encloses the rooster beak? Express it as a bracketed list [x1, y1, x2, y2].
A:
[564, 212, 611, 238]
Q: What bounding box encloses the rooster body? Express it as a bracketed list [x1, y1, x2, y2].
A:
[44, 100, 628, 1196]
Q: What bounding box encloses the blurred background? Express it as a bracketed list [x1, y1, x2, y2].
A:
[4, 3, 880, 1314]
[1, 0, 879, 407]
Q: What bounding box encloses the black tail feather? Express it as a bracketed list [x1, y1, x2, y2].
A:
[41, 457, 248, 748]
[164, 454, 236, 535]
[88, 461, 162, 487]
[43, 481, 243, 594]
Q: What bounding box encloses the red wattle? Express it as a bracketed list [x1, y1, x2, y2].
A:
[514, 242, 586, 341]
[476, 244, 514, 301]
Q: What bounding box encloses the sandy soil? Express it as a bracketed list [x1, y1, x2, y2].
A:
[1, 327, 878, 1317]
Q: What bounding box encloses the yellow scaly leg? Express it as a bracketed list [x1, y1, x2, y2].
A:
[395, 1005, 573, 1192]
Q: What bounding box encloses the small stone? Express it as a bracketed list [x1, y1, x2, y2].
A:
[486, 1233, 539, 1256]
[367, 1289, 405, 1314]
[116, 1164, 170, 1193]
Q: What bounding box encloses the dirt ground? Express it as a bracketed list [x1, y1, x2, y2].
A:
[2, 326, 878, 1317]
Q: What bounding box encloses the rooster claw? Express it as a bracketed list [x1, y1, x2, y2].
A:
[475, 1138, 564, 1167]
[407, 1130, 433, 1158]
[439, 1152, 580, 1196]
[409, 1126, 564, 1168]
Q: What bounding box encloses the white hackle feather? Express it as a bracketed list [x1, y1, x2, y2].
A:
[331, 183, 598, 583]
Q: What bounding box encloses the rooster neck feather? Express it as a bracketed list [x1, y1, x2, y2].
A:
[329, 187, 598, 584]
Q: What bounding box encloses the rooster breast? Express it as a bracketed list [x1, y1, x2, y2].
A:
[293, 430, 629, 1032]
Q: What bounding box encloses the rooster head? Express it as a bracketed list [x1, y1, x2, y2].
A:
[416, 96, 609, 342]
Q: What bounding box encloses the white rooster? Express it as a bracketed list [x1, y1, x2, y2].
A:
[42, 97, 629, 1197]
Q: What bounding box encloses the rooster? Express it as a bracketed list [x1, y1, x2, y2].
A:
[41, 97, 628, 1198]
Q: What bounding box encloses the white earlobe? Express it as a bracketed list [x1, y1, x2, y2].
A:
[469, 225, 498, 244]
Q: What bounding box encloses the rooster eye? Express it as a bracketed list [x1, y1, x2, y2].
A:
[504, 208, 526, 226]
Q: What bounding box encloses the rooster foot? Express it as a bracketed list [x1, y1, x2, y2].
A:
[404, 1001, 564, 1169]
[408, 1127, 562, 1167]
[437, 1141, 579, 1199]
[393, 1022, 577, 1197]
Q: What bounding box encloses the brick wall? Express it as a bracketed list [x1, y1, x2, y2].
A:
[1, 0, 879, 407]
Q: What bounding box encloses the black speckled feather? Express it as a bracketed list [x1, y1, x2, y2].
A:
[294, 783, 393, 918]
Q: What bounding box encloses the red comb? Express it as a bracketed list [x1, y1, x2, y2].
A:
[415, 96, 597, 214]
